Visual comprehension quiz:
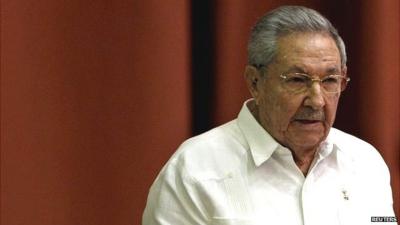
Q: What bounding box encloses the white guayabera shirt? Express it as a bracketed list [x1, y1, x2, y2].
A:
[143, 100, 397, 225]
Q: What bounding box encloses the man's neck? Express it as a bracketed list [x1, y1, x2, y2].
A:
[290, 146, 318, 176]
[247, 100, 321, 176]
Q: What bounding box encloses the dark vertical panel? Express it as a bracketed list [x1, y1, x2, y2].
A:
[191, 0, 215, 134]
[317, 0, 363, 136]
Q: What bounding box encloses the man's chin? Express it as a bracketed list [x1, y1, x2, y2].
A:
[286, 131, 327, 150]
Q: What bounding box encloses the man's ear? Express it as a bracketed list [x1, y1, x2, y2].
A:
[342, 66, 348, 77]
[244, 65, 261, 100]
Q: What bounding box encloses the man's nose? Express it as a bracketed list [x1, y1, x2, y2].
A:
[304, 82, 325, 110]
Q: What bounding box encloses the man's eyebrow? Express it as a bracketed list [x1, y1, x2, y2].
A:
[326, 67, 341, 74]
[284, 66, 341, 74]
[285, 66, 308, 74]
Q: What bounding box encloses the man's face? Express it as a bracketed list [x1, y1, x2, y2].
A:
[247, 32, 345, 150]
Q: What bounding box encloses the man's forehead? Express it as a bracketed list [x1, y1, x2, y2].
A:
[272, 33, 341, 68]
[284, 64, 341, 74]
[276, 33, 339, 54]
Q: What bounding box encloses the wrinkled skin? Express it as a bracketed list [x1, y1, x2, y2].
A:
[245, 32, 347, 173]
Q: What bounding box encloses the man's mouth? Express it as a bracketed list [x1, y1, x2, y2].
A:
[294, 119, 321, 124]
[292, 108, 325, 124]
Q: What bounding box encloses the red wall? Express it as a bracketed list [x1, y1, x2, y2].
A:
[2, 1, 190, 224]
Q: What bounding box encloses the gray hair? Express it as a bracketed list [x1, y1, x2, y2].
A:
[248, 6, 347, 70]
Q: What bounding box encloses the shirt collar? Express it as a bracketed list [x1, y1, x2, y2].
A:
[325, 128, 354, 161]
[316, 138, 334, 160]
[237, 99, 337, 166]
[237, 99, 282, 167]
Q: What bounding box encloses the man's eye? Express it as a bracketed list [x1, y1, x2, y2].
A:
[322, 77, 339, 83]
[287, 76, 307, 83]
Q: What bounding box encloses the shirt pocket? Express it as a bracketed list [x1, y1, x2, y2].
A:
[195, 170, 254, 222]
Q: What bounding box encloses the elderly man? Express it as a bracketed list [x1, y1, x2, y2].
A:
[143, 6, 396, 225]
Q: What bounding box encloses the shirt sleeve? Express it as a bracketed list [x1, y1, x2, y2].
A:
[142, 159, 209, 225]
